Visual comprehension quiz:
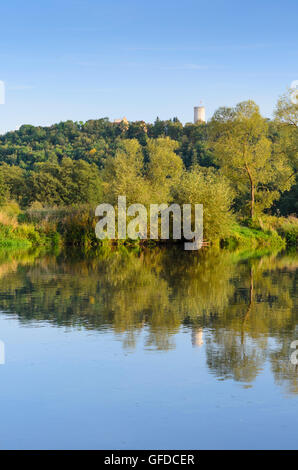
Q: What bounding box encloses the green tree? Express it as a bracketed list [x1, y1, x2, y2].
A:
[209, 101, 294, 219]
[174, 166, 234, 241]
[26, 158, 102, 206]
[102, 139, 149, 205]
[0, 164, 24, 203]
[0, 171, 8, 204]
[273, 88, 298, 215]
[146, 137, 184, 204]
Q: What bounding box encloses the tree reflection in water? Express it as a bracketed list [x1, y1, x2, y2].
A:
[0, 246, 296, 393]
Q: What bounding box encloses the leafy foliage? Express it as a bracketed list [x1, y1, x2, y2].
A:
[0, 95, 296, 247]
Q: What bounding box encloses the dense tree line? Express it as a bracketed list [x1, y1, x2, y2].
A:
[0, 92, 297, 222]
[0, 116, 212, 170]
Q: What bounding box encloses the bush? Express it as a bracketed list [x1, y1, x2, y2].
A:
[260, 215, 298, 247]
[223, 224, 286, 249]
[174, 167, 234, 242]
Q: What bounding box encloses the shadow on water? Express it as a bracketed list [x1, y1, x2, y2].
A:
[0, 245, 297, 394]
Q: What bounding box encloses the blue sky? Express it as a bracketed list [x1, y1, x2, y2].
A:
[0, 0, 297, 134]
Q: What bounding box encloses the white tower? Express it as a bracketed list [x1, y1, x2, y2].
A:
[194, 104, 206, 124]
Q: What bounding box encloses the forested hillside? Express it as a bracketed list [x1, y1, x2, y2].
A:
[0, 94, 297, 249]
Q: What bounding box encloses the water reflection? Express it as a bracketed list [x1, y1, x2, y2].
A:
[0, 247, 297, 393]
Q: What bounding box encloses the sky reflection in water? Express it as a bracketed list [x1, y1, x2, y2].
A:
[0, 247, 296, 449]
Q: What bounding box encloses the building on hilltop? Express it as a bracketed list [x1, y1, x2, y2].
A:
[194, 104, 206, 124]
[113, 117, 129, 125]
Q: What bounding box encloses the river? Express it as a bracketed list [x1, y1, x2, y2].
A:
[0, 247, 296, 449]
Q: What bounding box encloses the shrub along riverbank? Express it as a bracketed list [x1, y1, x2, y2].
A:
[0, 202, 296, 252]
[0, 202, 61, 249]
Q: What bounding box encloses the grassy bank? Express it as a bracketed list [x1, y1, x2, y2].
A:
[223, 224, 286, 250]
[0, 202, 297, 252]
[223, 216, 298, 250]
[0, 202, 61, 249]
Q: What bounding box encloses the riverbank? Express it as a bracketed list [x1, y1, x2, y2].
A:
[0, 202, 61, 250]
[223, 224, 285, 250]
[224, 217, 298, 250]
[0, 203, 297, 251]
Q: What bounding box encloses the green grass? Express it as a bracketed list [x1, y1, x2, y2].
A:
[222, 224, 286, 250]
[0, 220, 61, 250]
[274, 220, 298, 247]
[3, 203, 297, 253]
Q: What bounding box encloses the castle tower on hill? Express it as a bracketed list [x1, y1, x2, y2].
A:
[194, 104, 206, 123]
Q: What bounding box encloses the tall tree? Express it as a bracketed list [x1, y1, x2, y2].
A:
[273, 88, 298, 215]
[209, 101, 294, 219]
[146, 137, 184, 204]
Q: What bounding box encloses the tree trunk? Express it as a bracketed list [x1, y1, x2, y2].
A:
[250, 181, 255, 219]
[245, 164, 255, 219]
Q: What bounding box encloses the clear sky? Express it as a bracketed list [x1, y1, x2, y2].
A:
[0, 0, 297, 134]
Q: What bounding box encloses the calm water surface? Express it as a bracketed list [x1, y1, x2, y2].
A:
[0, 247, 297, 449]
